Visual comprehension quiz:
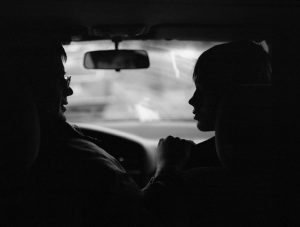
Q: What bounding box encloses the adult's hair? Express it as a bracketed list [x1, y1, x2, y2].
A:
[0, 35, 67, 102]
[193, 41, 272, 91]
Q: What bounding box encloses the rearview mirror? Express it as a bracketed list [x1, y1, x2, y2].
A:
[84, 50, 150, 70]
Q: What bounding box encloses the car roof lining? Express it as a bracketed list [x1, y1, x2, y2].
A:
[0, 24, 274, 44]
[1, 1, 299, 43]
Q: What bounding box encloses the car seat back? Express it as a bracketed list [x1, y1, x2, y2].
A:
[0, 50, 40, 225]
[185, 85, 283, 226]
[216, 85, 280, 172]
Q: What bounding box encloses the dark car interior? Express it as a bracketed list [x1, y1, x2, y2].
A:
[1, 0, 299, 226]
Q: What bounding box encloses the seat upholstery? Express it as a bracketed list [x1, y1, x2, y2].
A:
[0, 77, 40, 173]
[0, 39, 40, 173]
[216, 85, 279, 172]
[0, 73, 40, 225]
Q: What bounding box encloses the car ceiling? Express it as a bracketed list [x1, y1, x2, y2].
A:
[1, 0, 300, 42]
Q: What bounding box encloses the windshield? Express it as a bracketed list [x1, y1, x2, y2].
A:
[64, 40, 218, 141]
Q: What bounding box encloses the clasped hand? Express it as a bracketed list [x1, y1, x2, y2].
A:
[155, 135, 195, 176]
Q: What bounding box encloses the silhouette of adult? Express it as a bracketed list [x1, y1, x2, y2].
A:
[2, 35, 189, 227]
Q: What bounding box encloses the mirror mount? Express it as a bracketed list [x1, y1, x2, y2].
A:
[114, 41, 121, 72]
[112, 37, 122, 71]
[112, 36, 122, 51]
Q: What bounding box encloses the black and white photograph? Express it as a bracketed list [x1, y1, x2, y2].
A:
[0, 0, 298, 226]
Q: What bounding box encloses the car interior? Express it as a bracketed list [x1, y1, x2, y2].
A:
[1, 0, 298, 226]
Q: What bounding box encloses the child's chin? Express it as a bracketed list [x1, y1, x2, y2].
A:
[197, 121, 215, 132]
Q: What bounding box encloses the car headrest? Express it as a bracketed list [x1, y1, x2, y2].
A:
[215, 85, 280, 172]
[0, 76, 40, 175]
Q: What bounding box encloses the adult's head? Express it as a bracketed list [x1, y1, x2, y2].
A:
[4, 35, 73, 123]
[189, 41, 271, 131]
